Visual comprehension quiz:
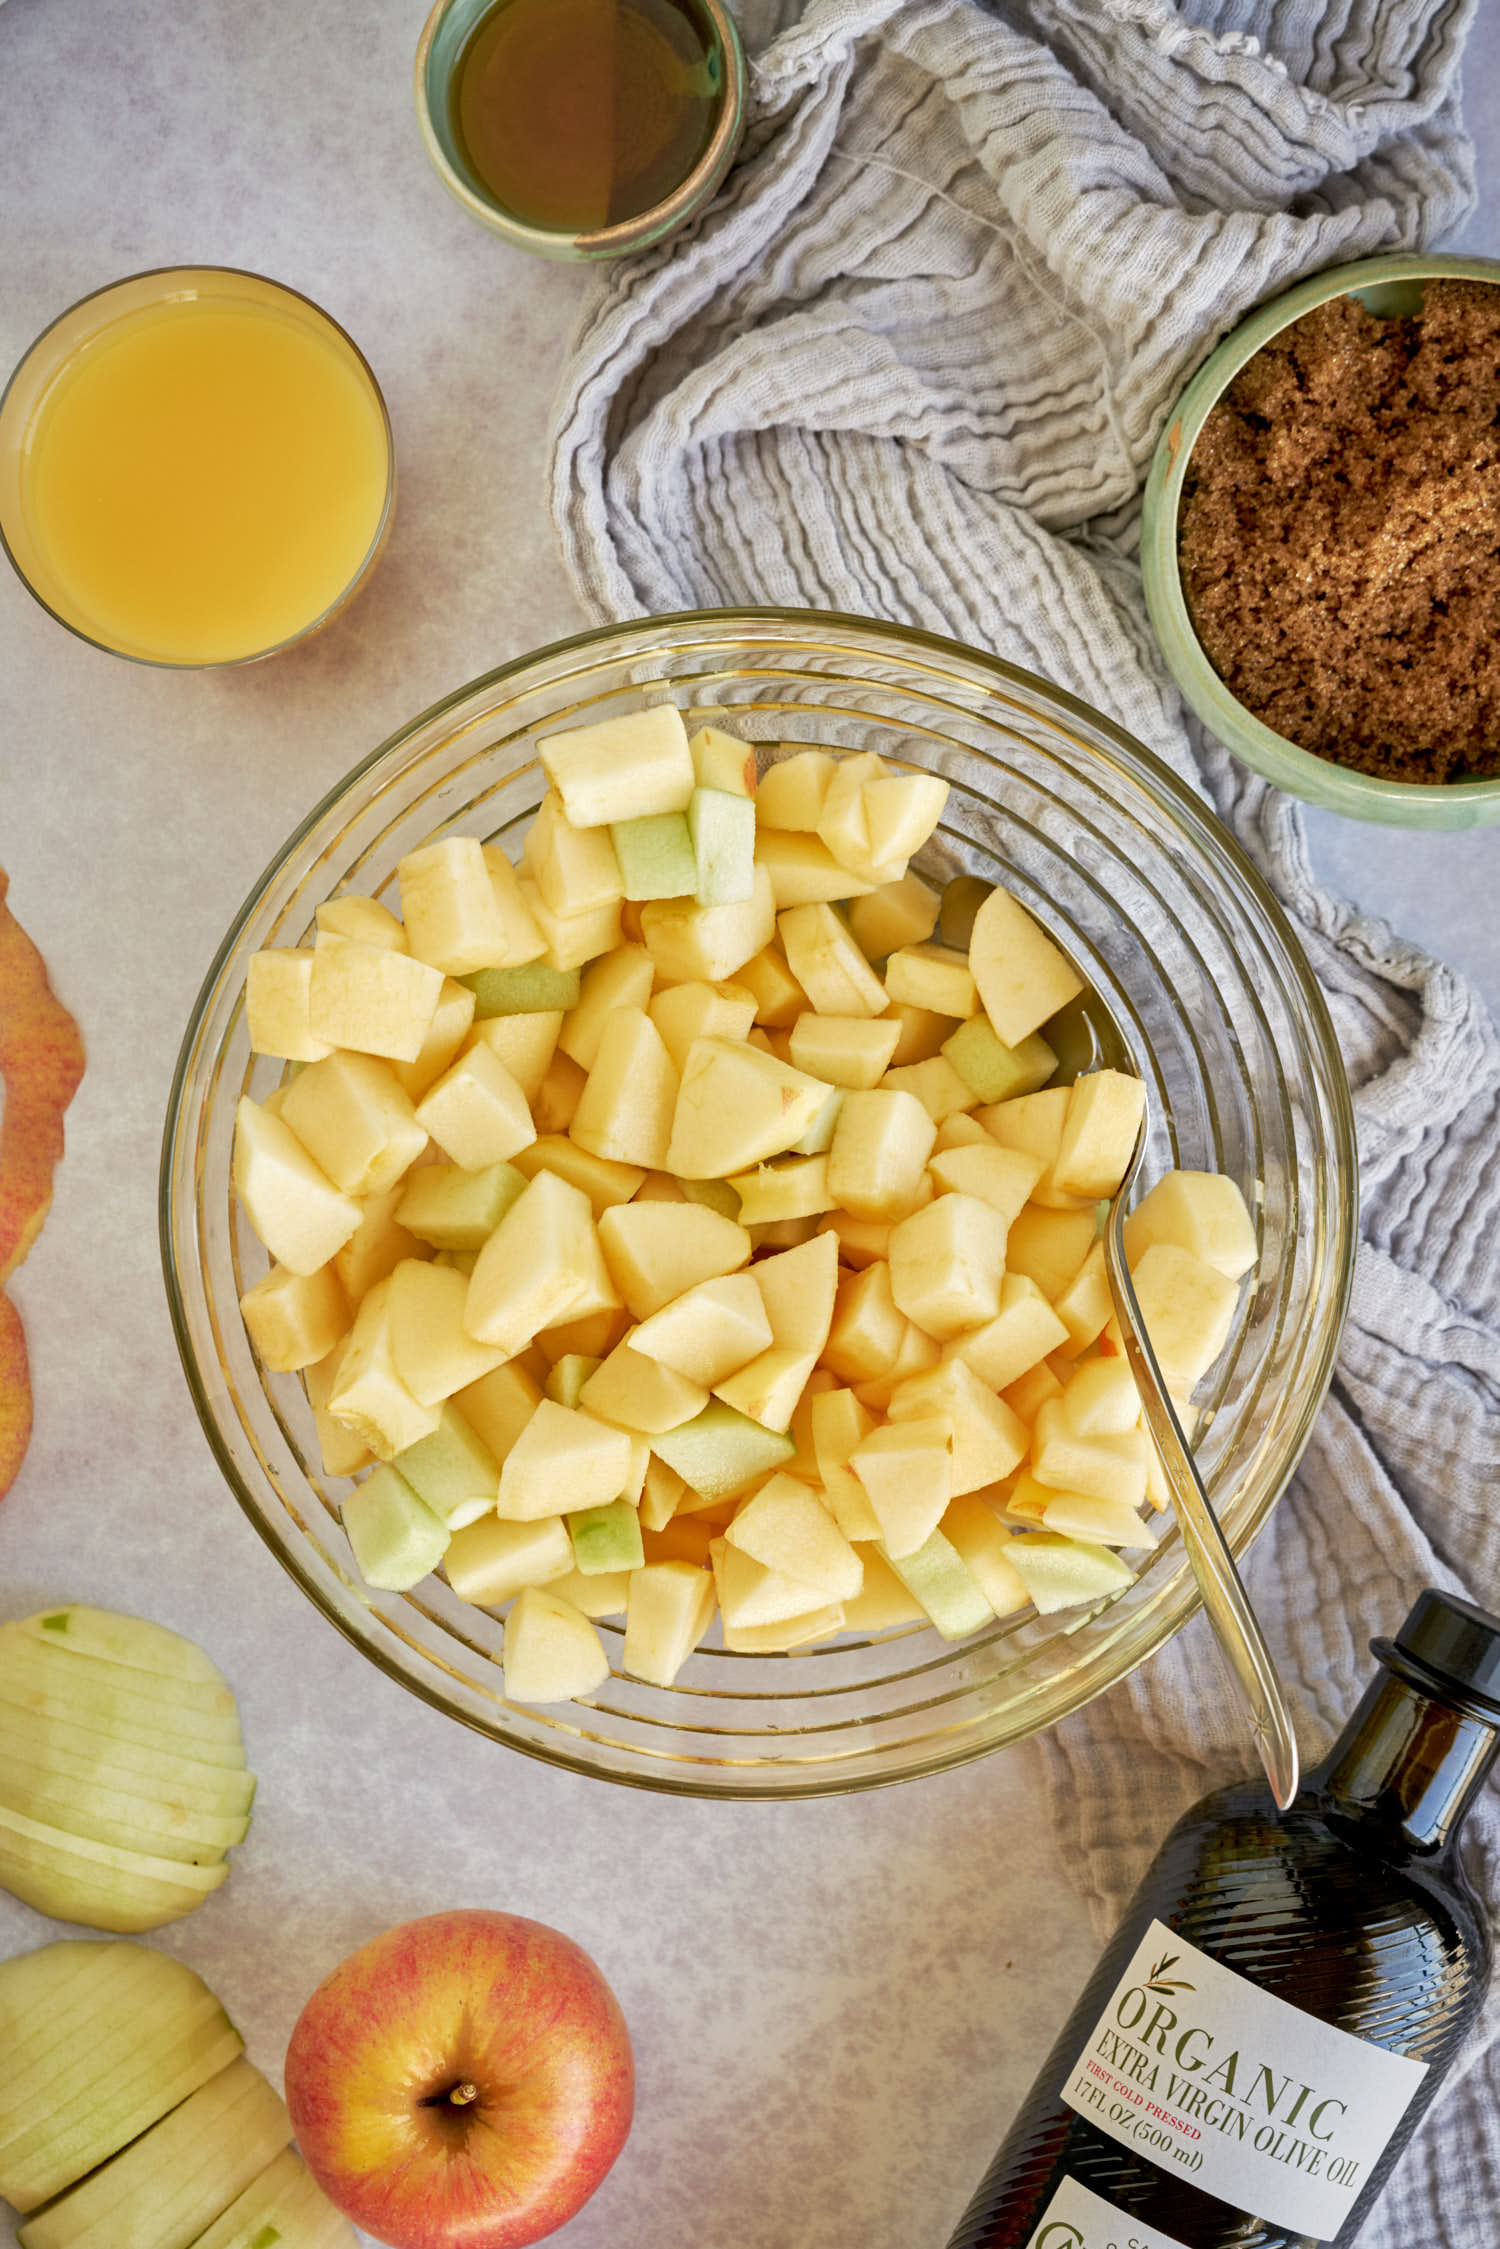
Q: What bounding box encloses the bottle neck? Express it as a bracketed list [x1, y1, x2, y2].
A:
[1312, 1671, 1500, 1854]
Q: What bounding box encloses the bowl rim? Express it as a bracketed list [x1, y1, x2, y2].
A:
[160, 605, 1357, 1795]
[0, 264, 396, 671]
[1140, 252, 1500, 830]
[412, 0, 747, 262]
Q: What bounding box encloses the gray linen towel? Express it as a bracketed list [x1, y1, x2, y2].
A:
[549, 2, 1500, 2239]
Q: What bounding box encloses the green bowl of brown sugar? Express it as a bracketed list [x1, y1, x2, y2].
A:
[1142, 253, 1500, 828]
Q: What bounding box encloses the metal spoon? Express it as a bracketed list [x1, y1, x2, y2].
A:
[1043, 988, 1302, 1811]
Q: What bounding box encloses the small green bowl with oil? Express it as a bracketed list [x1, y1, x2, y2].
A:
[414, 0, 746, 261]
[1141, 252, 1500, 830]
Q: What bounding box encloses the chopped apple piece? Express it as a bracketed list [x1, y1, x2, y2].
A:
[884, 943, 978, 1020]
[667, 1035, 829, 1176]
[753, 1230, 839, 1357]
[641, 861, 776, 983]
[1128, 1242, 1241, 1384]
[622, 1561, 716, 1687]
[464, 1171, 612, 1355]
[728, 1156, 835, 1226]
[397, 837, 517, 975]
[941, 1016, 1056, 1104]
[316, 895, 407, 951]
[557, 945, 654, 1071]
[327, 1276, 441, 1457]
[546, 1567, 631, 1619]
[777, 902, 889, 1017]
[1005, 1532, 1133, 1613]
[630, 1272, 772, 1388]
[815, 751, 888, 879]
[721, 1605, 847, 1653]
[884, 999, 955, 1065]
[882, 1528, 995, 1640]
[826, 1087, 936, 1221]
[888, 1193, 1008, 1339]
[881, 1054, 977, 1124]
[941, 1495, 1030, 1616]
[841, 1546, 926, 1631]
[788, 1012, 901, 1090]
[1003, 1359, 1065, 1424]
[238, 1260, 347, 1374]
[390, 1402, 501, 1529]
[512, 1135, 643, 1216]
[1054, 1240, 1113, 1353]
[1039, 1488, 1155, 1548]
[412, 1047, 533, 1172]
[688, 723, 756, 798]
[497, 1401, 633, 1521]
[755, 831, 874, 908]
[861, 773, 947, 865]
[480, 844, 550, 966]
[969, 884, 1085, 1045]
[711, 1539, 830, 1629]
[517, 874, 621, 972]
[304, 1349, 374, 1475]
[1031, 1400, 1149, 1508]
[849, 1418, 952, 1558]
[392, 977, 479, 1101]
[386, 1259, 506, 1405]
[395, 1159, 526, 1251]
[539, 703, 695, 827]
[1003, 1204, 1097, 1301]
[928, 1139, 1043, 1226]
[726, 1474, 863, 1600]
[462, 960, 580, 1016]
[809, 1389, 882, 1541]
[653, 1400, 795, 1502]
[444, 1513, 572, 1606]
[580, 1338, 708, 1434]
[466, 1008, 560, 1102]
[733, 943, 806, 1027]
[232, 1098, 362, 1277]
[570, 1006, 679, 1170]
[245, 948, 332, 1062]
[757, 748, 835, 829]
[888, 1358, 1028, 1495]
[648, 979, 757, 1072]
[179, 2146, 356, 2249]
[847, 872, 940, 961]
[280, 1051, 427, 1198]
[568, 1500, 645, 1576]
[503, 1588, 610, 1704]
[308, 939, 445, 1063]
[610, 810, 697, 901]
[523, 790, 623, 921]
[451, 1358, 542, 1464]
[1057, 1356, 1141, 1436]
[1053, 1069, 1146, 1199]
[714, 1346, 818, 1432]
[597, 1200, 751, 1320]
[978, 1086, 1088, 1209]
[342, 1465, 449, 1591]
[948, 1272, 1070, 1390]
[688, 787, 757, 906]
[1123, 1168, 1258, 1279]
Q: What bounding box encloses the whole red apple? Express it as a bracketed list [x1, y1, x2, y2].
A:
[284, 1909, 633, 2248]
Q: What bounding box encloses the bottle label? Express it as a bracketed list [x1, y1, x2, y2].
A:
[1059, 1918, 1427, 2239]
[1026, 2174, 1191, 2248]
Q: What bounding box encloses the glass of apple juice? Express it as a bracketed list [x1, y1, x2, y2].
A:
[0, 267, 395, 668]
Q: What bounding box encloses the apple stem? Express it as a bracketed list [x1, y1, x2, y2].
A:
[449, 2081, 479, 2107]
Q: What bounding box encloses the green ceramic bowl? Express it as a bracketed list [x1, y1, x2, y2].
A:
[1141, 253, 1500, 829]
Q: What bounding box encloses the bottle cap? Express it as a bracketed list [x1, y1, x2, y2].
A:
[1374, 1589, 1500, 1720]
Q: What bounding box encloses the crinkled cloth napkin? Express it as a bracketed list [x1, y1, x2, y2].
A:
[549, 1, 1500, 2238]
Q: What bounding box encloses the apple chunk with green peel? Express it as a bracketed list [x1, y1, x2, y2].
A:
[284, 1909, 634, 2249]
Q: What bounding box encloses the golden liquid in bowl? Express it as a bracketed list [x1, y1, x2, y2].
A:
[451, 0, 722, 232]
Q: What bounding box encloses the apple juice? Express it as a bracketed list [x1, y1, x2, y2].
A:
[947, 1589, 1500, 2247]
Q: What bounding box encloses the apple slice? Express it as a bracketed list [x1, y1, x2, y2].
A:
[18, 2055, 292, 2249]
[342, 1465, 451, 1592]
[0, 1940, 243, 2216]
[504, 1587, 611, 1704]
[184, 2146, 357, 2249]
[0, 1802, 230, 1932]
[0, 1751, 249, 1866]
[969, 884, 1084, 1045]
[1004, 1531, 1134, 1613]
[882, 1529, 996, 1640]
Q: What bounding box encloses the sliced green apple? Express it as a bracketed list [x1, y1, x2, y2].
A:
[15, 1606, 227, 1685]
[18, 2055, 292, 2249]
[0, 1715, 256, 1815]
[0, 1669, 245, 1766]
[0, 1751, 250, 1863]
[0, 1803, 230, 1933]
[186, 2146, 358, 2249]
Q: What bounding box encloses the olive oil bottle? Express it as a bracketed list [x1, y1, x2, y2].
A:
[948, 1590, 1499, 2247]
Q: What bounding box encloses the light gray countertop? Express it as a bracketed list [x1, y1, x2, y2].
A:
[1, 7, 1497, 2248]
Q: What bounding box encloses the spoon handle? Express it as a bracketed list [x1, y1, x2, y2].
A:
[1103, 1209, 1301, 1811]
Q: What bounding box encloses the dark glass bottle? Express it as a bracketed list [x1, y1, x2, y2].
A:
[948, 1591, 1500, 2249]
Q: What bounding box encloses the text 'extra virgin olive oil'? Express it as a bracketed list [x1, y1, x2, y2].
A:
[450, 0, 723, 235]
[947, 1590, 1500, 2247]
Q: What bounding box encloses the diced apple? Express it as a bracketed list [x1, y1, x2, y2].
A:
[777, 902, 889, 1017]
[444, 1513, 572, 1606]
[570, 1005, 679, 1170]
[667, 1036, 829, 1176]
[466, 1010, 560, 1104]
[464, 1170, 612, 1355]
[815, 751, 888, 879]
[462, 960, 580, 1016]
[279, 1050, 428, 1199]
[641, 861, 776, 983]
[947, 1272, 1070, 1391]
[809, 1389, 882, 1541]
[861, 774, 947, 866]
[884, 943, 978, 1020]
[1004, 1204, 1097, 1302]
[714, 1346, 819, 1432]
[688, 724, 756, 798]
[1054, 1240, 1113, 1353]
[545, 1354, 602, 1409]
[648, 979, 757, 1073]
[726, 1474, 863, 1600]
[732, 943, 806, 1028]
[941, 1016, 1056, 1105]
[497, 1401, 633, 1521]
[390, 1402, 501, 1529]
[721, 1605, 846, 1653]
[826, 1087, 936, 1221]
[413, 1044, 534, 1171]
[888, 1357, 1028, 1495]
[1004, 1532, 1133, 1614]
[386, 1258, 506, 1405]
[941, 1495, 1030, 1616]
[881, 1055, 977, 1124]
[1053, 1070, 1146, 1199]
[652, 1401, 795, 1502]
[848, 1419, 952, 1558]
[847, 872, 941, 963]
[579, 1338, 708, 1434]
[523, 790, 623, 920]
[1002, 1360, 1064, 1424]
[1039, 1489, 1155, 1548]
[630, 1272, 772, 1388]
[882, 1528, 995, 1640]
[787, 1013, 901, 1091]
[622, 1561, 716, 1687]
[503, 1588, 610, 1704]
[1128, 1242, 1240, 1384]
[822, 1260, 907, 1383]
[480, 844, 550, 966]
[517, 874, 622, 972]
[545, 1567, 631, 1619]
[1123, 1169, 1258, 1279]
[568, 1500, 645, 1576]
[551, 949, 653, 1079]
[978, 1086, 1089, 1209]
[755, 831, 874, 908]
[327, 1277, 441, 1458]
[1031, 1400, 1149, 1508]
[308, 940, 445, 1063]
[841, 1546, 927, 1631]
[969, 884, 1084, 1045]
[397, 837, 517, 975]
[888, 1193, 1007, 1339]
[610, 811, 697, 902]
[539, 703, 695, 827]
[596, 1200, 751, 1322]
[342, 1465, 450, 1591]
[238, 1261, 347, 1375]
[752, 1230, 839, 1358]
[245, 949, 332, 1062]
[232, 1098, 362, 1277]
[304, 1350, 374, 1476]
[392, 978, 479, 1102]
[884, 1000, 956, 1065]
[688, 788, 757, 906]
[710, 1540, 822, 1629]
[452, 1359, 542, 1463]
[728, 1156, 835, 1226]
[395, 1160, 526, 1251]
[315, 895, 407, 952]
[757, 748, 835, 829]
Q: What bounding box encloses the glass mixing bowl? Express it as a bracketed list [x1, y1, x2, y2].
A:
[161, 610, 1356, 1796]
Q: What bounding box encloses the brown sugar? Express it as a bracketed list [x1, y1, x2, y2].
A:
[1177, 280, 1500, 784]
